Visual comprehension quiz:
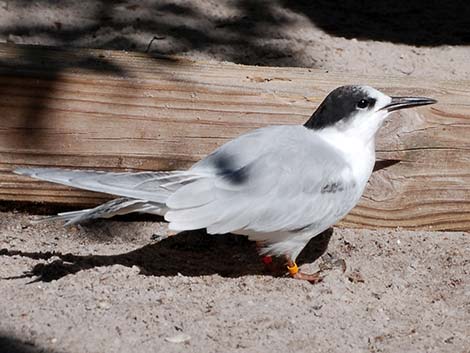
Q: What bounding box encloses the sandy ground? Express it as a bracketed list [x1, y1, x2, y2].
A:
[1, 212, 469, 353]
[1, 0, 470, 80]
[0, 1, 470, 353]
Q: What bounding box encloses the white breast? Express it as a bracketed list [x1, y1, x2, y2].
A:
[315, 127, 376, 194]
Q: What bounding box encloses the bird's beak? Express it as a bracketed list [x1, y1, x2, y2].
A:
[381, 96, 437, 112]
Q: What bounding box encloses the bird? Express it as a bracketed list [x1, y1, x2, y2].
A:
[15, 85, 436, 282]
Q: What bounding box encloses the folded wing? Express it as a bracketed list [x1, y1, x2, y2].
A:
[14, 168, 202, 204]
[165, 125, 357, 236]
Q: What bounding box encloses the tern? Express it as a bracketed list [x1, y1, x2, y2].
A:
[15, 85, 436, 282]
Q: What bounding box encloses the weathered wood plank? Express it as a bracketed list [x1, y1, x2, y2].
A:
[1, 43, 470, 230]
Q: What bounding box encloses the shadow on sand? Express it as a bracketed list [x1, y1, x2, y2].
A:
[0, 333, 63, 353]
[0, 228, 333, 282]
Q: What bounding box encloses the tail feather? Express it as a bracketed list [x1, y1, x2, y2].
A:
[32, 198, 166, 226]
[32, 210, 93, 225]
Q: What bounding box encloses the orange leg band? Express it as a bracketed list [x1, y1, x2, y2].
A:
[287, 262, 299, 276]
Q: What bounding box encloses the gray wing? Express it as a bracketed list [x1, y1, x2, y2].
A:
[165, 125, 359, 235]
[12, 127, 279, 220]
[14, 168, 203, 203]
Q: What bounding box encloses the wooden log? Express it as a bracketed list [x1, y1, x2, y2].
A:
[1, 43, 469, 231]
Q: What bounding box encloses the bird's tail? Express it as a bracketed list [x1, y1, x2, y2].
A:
[31, 198, 167, 226]
[14, 167, 203, 225]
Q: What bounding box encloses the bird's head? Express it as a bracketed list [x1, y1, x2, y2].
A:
[304, 85, 436, 141]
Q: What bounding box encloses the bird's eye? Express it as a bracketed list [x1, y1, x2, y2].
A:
[357, 99, 369, 109]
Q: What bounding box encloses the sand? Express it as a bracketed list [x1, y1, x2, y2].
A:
[1, 212, 469, 353]
[0, 1, 469, 353]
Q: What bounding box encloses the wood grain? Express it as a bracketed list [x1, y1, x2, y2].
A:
[1, 43, 469, 230]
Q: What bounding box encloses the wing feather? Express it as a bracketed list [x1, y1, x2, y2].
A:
[14, 168, 201, 203]
[165, 125, 358, 235]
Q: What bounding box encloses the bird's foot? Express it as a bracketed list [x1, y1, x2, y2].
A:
[259, 256, 323, 283]
[291, 270, 323, 284]
[287, 261, 323, 284]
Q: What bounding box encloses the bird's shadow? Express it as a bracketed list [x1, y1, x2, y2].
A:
[0, 228, 333, 283]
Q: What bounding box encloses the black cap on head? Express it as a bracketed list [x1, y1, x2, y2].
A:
[304, 85, 376, 130]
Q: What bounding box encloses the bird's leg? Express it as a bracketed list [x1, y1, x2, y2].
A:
[261, 254, 273, 266]
[256, 242, 277, 273]
[286, 257, 322, 284]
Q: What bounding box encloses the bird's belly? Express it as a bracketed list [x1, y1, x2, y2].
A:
[236, 179, 367, 259]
